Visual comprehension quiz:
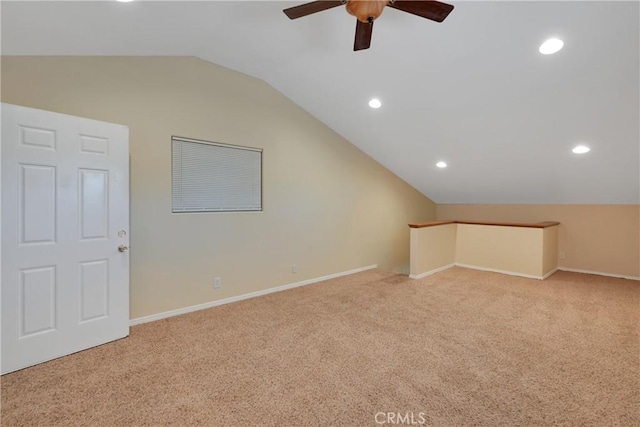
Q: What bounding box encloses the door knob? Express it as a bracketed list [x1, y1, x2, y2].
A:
[118, 245, 129, 253]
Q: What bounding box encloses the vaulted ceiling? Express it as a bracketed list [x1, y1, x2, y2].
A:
[3, 1, 639, 204]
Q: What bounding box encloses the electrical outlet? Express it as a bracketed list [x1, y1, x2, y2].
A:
[292, 264, 298, 274]
[214, 277, 221, 289]
[559, 252, 565, 259]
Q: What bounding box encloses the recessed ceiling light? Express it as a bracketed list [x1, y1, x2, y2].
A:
[572, 145, 590, 154]
[117, 0, 134, 2]
[436, 161, 447, 168]
[539, 38, 564, 55]
[368, 98, 381, 109]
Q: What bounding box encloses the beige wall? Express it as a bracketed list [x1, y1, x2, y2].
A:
[409, 224, 456, 276]
[1, 56, 436, 318]
[542, 226, 559, 276]
[438, 205, 640, 278]
[455, 224, 544, 277]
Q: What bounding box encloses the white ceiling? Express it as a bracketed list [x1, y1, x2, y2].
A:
[3, 0, 639, 204]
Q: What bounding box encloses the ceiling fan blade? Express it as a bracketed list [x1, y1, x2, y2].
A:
[354, 19, 373, 51]
[283, 1, 344, 20]
[387, 0, 454, 23]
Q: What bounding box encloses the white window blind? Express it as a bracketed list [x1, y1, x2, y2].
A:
[172, 137, 262, 212]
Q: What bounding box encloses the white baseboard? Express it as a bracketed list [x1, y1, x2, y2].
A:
[453, 263, 547, 280]
[410, 263, 638, 282]
[541, 268, 559, 280]
[410, 263, 548, 281]
[558, 267, 640, 281]
[409, 263, 455, 279]
[129, 264, 378, 326]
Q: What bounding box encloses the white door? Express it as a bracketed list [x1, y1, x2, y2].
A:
[1, 103, 129, 374]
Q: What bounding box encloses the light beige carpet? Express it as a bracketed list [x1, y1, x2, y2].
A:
[2, 267, 639, 426]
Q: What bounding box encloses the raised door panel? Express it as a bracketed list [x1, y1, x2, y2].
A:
[19, 266, 57, 337]
[79, 260, 109, 322]
[19, 164, 57, 245]
[79, 169, 109, 240]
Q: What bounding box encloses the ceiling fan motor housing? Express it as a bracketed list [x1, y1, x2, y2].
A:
[346, 0, 387, 22]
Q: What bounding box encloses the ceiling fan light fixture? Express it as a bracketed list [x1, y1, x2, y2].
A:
[368, 98, 382, 109]
[539, 38, 564, 55]
[346, 0, 387, 22]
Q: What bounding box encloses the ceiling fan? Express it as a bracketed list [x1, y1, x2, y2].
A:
[283, 0, 454, 51]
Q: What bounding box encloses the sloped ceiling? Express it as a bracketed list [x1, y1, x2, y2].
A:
[2, 1, 639, 204]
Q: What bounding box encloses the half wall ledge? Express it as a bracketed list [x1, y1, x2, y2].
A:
[408, 220, 560, 280]
[408, 220, 561, 229]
